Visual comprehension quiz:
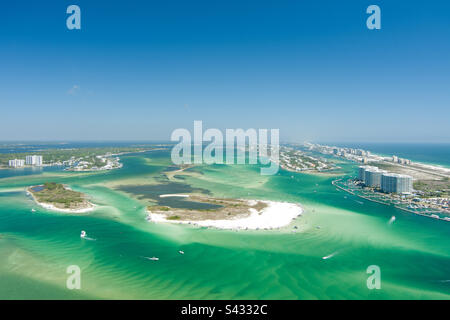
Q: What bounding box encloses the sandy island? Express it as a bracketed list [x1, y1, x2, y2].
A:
[146, 197, 303, 230]
[27, 183, 95, 213]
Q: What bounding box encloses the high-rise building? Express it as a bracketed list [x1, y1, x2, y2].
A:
[358, 165, 374, 181]
[34, 155, 43, 166]
[26, 155, 43, 166]
[381, 173, 413, 194]
[364, 167, 385, 188]
[9, 159, 25, 168]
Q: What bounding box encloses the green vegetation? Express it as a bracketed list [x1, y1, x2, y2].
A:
[414, 178, 450, 197]
[147, 196, 268, 221]
[147, 206, 171, 211]
[30, 182, 85, 209]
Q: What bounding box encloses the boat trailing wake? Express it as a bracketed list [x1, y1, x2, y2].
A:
[388, 216, 396, 225]
[322, 251, 339, 260]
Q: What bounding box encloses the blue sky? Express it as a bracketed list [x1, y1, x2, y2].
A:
[1, 0, 449, 142]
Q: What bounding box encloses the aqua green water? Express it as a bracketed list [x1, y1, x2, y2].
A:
[0, 150, 449, 299]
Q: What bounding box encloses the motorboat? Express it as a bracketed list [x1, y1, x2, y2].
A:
[146, 257, 159, 261]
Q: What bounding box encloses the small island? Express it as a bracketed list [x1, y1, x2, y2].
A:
[146, 195, 303, 230]
[28, 182, 95, 213]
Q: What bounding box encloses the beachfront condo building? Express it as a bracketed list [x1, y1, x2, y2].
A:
[9, 159, 25, 168]
[381, 173, 413, 194]
[364, 168, 385, 188]
[358, 165, 378, 181]
[26, 155, 43, 166]
[358, 166, 386, 188]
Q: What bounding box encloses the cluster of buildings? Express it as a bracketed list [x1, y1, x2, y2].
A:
[358, 165, 413, 194]
[305, 143, 417, 168]
[306, 143, 370, 157]
[66, 156, 122, 171]
[305, 143, 377, 163]
[391, 155, 411, 165]
[9, 155, 43, 168]
[279, 147, 332, 172]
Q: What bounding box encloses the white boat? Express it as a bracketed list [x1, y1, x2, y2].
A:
[322, 251, 337, 260]
[178, 250, 185, 255]
[31, 209, 36, 212]
[388, 216, 396, 225]
[146, 257, 159, 261]
[80, 230, 87, 238]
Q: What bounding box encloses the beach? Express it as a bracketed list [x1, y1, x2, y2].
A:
[147, 200, 303, 230]
[32, 199, 96, 213]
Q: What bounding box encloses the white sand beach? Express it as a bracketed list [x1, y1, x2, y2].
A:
[159, 194, 190, 198]
[33, 201, 96, 213]
[147, 200, 303, 230]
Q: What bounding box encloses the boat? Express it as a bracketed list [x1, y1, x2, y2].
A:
[31, 208, 36, 212]
[179, 250, 185, 255]
[146, 257, 159, 261]
[388, 216, 396, 225]
[80, 230, 87, 238]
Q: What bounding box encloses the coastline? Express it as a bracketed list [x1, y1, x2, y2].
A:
[146, 200, 303, 230]
[332, 179, 450, 222]
[27, 186, 96, 214]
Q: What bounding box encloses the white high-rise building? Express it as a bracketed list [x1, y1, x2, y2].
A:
[35, 155, 43, 166]
[358, 165, 375, 181]
[358, 165, 385, 188]
[26, 155, 43, 166]
[9, 159, 25, 168]
[381, 173, 413, 194]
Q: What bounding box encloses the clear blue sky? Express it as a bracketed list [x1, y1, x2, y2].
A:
[1, 1, 449, 142]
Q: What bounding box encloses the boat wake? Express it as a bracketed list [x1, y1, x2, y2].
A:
[143, 256, 159, 261]
[322, 251, 339, 260]
[388, 216, 396, 225]
[80, 230, 96, 241]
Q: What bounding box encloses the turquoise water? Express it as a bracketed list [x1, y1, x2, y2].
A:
[0, 147, 449, 299]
